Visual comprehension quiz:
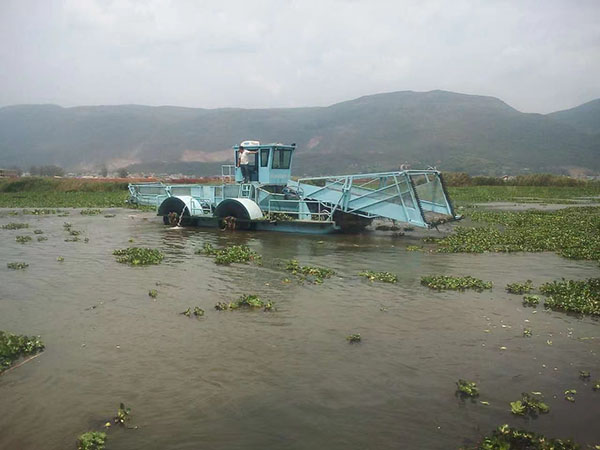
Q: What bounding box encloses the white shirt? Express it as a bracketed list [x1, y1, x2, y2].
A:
[239, 150, 250, 165]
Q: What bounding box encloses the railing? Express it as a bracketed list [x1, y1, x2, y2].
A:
[267, 199, 332, 221]
[221, 165, 236, 183]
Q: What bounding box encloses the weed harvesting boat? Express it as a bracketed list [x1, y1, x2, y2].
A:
[128, 141, 459, 233]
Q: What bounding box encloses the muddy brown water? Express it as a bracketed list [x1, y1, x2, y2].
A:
[0, 208, 599, 449]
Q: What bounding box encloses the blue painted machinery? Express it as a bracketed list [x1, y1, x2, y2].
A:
[128, 141, 459, 233]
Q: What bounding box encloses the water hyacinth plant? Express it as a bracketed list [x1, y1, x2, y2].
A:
[456, 379, 479, 397]
[23, 208, 57, 215]
[564, 389, 576, 402]
[113, 247, 164, 265]
[476, 424, 579, 450]
[285, 259, 335, 284]
[522, 294, 540, 307]
[7, 262, 28, 270]
[433, 207, 600, 264]
[1, 222, 28, 230]
[539, 278, 600, 316]
[76, 431, 107, 450]
[346, 333, 361, 343]
[15, 235, 32, 243]
[33, 229, 43, 234]
[420, 275, 492, 292]
[506, 280, 533, 294]
[358, 270, 398, 283]
[148, 289, 158, 299]
[114, 403, 131, 425]
[181, 307, 205, 318]
[214, 294, 273, 311]
[198, 243, 261, 265]
[509, 392, 550, 416]
[0, 330, 45, 374]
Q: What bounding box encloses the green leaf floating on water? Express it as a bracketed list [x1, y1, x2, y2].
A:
[456, 379, 479, 397]
[540, 278, 600, 316]
[477, 423, 580, 450]
[509, 392, 550, 416]
[358, 270, 398, 283]
[198, 243, 261, 265]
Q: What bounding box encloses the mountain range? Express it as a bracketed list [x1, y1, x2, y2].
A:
[0, 90, 598, 176]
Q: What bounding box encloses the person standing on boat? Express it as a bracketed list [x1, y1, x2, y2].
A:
[238, 146, 257, 183]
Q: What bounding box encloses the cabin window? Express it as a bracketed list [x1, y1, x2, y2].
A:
[272, 149, 292, 169]
[260, 148, 270, 167]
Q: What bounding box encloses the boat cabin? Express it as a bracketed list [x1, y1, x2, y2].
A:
[234, 141, 296, 185]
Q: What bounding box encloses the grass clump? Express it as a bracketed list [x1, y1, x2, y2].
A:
[0, 330, 45, 374]
[285, 259, 334, 284]
[346, 333, 361, 343]
[7, 262, 28, 270]
[113, 247, 164, 266]
[15, 235, 32, 243]
[77, 431, 107, 450]
[456, 379, 479, 397]
[506, 280, 533, 295]
[421, 275, 492, 292]
[522, 294, 540, 307]
[81, 209, 102, 215]
[509, 392, 550, 416]
[1, 222, 28, 230]
[539, 278, 600, 316]
[358, 270, 398, 283]
[475, 424, 579, 450]
[215, 295, 273, 312]
[198, 243, 261, 265]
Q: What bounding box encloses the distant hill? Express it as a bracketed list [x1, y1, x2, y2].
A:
[0, 90, 598, 176]
[547, 99, 600, 135]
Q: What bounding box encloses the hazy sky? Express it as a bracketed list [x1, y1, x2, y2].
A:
[1, 0, 598, 113]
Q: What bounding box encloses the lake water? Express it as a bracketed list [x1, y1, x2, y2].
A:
[0, 208, 599, 449]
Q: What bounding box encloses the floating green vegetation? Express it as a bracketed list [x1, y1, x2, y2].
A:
[104, 214, 116, 218]
[23, 208, 57, 215]
[456, 379, 479, 397]
[539, 278, 600, 316]
[509, 392, 550, 416]
[476, 424, 579, 450]
[346, 333, 361, 343]
[1, 222, 28, 230]
[114, 403, 131, 425]
[0, 330, 45, 374]
[506, 280, 533, 295]
[113, 247, 164, 266]
[76, 431, 107, 450]
[69, 230, 81, 236]
[65, 237, 80, 242]
[285, 259, 335, 284]
[182, 307, 205, 317]
[564, 389, 576, 402]
[358, 270, 398, 283]
[448, 184, 600, 204]
[15, 235, 32, 243]
[579, 370, 591, 379]
[523, 328, 532, 337]
[406, 245, 422, 251]
[7, 262, 28, 270]
[420, 275, 492, 292]
[523, 294, 540, 307]
[57, 256, 64, 262]
[214, 294, 273, 311]
[81, 209, 102, 215]
[593, 380, 600, 391]
[148, 289, 158, 299]
[63, 222, 72, 229]
[198, 243, 262, 265]
[37, 236, 47, 242]
[33, 229, 43, 234]
[433, 207, 600, 264]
